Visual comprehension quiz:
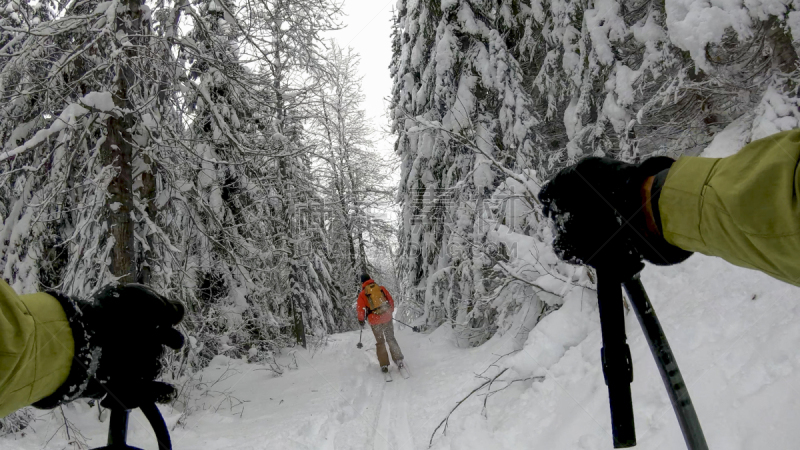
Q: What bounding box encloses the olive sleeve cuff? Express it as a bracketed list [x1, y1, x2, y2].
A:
[657, 155, 719, 254]
[0, 284, 73, 418]
[20, 294, 75, 406]
[657, 130, 800, 286]
[31, 292, 95, 409]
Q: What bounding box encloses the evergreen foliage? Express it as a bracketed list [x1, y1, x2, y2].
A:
[391, 0, 800, 343]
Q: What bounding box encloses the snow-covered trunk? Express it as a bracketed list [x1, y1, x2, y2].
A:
[348, 174, 369, 276]
[101, 0, 148, 282]
[336, 172, 360, 282]
[273, 43, 302, 340]
[102, 114, 136, 282]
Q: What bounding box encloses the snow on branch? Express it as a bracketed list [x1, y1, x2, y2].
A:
[0, 92, 116, 163]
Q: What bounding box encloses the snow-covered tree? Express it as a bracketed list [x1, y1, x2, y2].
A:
[158, 0, 284, 361]
[236, 0, 351, 338]
[313, 43, 396, 295]
[518, 0, 800, 170]
[0, 0, 352, 369]
[391, 0, 543, 341]
[0, 0, 175, 295]
[391, 0, 800, 344]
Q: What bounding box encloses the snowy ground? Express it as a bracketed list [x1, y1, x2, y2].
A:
[4, 253, 800, 449]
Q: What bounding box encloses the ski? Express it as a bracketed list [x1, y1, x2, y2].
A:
[382, 369, 393, 382]
[398, 363, 411, 379]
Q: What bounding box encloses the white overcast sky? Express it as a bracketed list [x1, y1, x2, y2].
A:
[327, 0, 397, 160]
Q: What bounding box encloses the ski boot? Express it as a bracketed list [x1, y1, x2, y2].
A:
[397, 360, 411, 379]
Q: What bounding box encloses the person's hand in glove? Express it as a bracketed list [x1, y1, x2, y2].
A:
[33, 284, 185, 410]
[538, 156, 692, 274]
[359, 320, 365, 327]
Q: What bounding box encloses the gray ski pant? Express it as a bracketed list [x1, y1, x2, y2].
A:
[371, 321, 404, 367]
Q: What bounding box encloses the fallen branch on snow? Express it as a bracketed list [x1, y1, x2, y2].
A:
[428, 368, 508, 448]
[482, 375, 545, 417]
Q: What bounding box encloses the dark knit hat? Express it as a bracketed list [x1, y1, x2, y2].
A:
[360, 273, 371, 284]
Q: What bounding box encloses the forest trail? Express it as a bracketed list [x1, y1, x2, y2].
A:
[158, 322, 510, 450]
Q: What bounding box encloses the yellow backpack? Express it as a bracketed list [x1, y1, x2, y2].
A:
[364, 283, 390, 315]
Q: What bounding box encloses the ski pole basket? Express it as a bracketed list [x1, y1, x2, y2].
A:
[92, 403, 171, 450]
[596, 267, 708, 449]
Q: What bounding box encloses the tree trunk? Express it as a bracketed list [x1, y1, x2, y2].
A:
[102, 0, 143, 282]
[102, 116, 135, 282]
[138, 153, 157, 284]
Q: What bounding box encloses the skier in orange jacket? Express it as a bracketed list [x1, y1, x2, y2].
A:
[357, 273, 405, 373]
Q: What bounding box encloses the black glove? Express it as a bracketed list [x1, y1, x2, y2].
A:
[33, 284, 185, 410]
[538, 156, 692, 274]
[359, 320, 365, 327]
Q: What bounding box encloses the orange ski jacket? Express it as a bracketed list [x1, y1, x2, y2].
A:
[357, 279, 394, 326]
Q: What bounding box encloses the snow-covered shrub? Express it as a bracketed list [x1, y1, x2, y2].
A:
[0, 408, 34, 436]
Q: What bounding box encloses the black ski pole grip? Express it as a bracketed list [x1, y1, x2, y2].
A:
[623, 277, 708, 450]
[596, 267, 636, 448]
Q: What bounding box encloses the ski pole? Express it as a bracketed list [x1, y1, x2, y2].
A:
[596, 265, 708, 450]
[623, 276, 708, 450]
[392, 318, 420, 332]
[92, 403, 171, 450]
[357, 307, 367, 349]
[596, 267, 636, 448]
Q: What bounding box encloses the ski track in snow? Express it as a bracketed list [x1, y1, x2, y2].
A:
[372, 365, 415, 450]
[393, 372, 415, 450]
[373, 379, 392, 450]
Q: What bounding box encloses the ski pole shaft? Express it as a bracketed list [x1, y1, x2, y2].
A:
[596, 267, 636, 448]
[393, 318, 412, 328]
[94, 403, 171, 450]
[623, 277, 708, 450]
[108, 408, 129, 446]
[393, 318, 419, 332]
[141, 403, 172, 450]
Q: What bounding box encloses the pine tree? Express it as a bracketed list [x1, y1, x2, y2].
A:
[391, 0, 541, 340]
[0, 0, 173, 294]
[390, 0, 800, 344]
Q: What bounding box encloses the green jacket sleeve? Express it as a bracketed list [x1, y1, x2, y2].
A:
[659, 129, 800, 286]
[0, 280, 73, 417]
